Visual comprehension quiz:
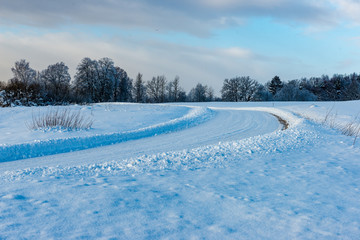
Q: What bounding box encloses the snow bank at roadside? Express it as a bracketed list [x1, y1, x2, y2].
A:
[0, 106, 215, 162]
[1, 116, 319, 181]
[281, 102, 360, 128]
[210, 106, 302, 129]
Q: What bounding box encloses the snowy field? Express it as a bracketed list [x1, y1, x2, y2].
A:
[1, 101, 360, 239]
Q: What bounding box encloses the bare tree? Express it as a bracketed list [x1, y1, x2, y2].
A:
[167, 76, 185, 102]
[238, 76, 260, 101]
[206, 86, 214, 101]
[146, 75, 166, 103]
[10, 59, 37, 86]
[221, 76, 260, 101]
[133, 73, 146, 103]
[115, 66, 132, 102]
[188, 83, 207, 102]
[97, 57, 116, 102]
[41, 62, 71, 103]
[221, 78, 241, 102]
[72, 57, 99, 103]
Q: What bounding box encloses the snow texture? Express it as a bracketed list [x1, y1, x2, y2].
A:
[0, 101, 360, 239]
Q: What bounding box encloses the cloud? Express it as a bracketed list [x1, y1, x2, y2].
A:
[0, 31, 285, 92]
[220, 47, 254, 58]
[0, 0, 348, 36]
[199, 0, 285, 9]
[330, 0, 360, 25]
[2, 29, 357, 94]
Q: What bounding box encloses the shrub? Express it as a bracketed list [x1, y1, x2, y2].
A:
[340, 117, 360, 145]
[28, 107, 93, 131]
[322, 108, 360, 145]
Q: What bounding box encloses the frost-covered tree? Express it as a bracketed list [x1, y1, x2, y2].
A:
[304, 75, 329, 101]
[41, 62, 71, 103]
[238, 76, 260, 101]
[3, 60, 43, 106]
[221, 76, 260, 102]
[221, 78, 241, 102]
[275, 80, 316, 101]
[133, 73, 146, 103]
[10, 59, 37, 86]
[146, 75, 166, 103]
[252, 84, 273, 101]
[188, 83, 207, 102]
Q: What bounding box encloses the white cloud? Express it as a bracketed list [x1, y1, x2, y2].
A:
[0, 31, 281, 93]
[330, 0, 360, 24]
[220, 47, 253, 58]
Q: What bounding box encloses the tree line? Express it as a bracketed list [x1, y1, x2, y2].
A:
[221, 74, 360, 102]
[1, 58, 360, 107]
[0, 58, 215, 106]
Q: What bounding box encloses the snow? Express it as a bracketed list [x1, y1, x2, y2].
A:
[0, 104, 214, 162]
[1, 101, 360, 239]
[0, 103, 190, 145]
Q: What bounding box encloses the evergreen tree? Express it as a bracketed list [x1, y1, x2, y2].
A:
[268, 76, 283, 95]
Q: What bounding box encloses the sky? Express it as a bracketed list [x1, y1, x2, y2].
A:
[1, 0, 360, 93]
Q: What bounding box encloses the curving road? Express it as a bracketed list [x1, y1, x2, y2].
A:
[0, 107, 280, 172]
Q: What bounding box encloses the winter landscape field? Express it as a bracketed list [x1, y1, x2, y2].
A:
[0, 101, 360, 239]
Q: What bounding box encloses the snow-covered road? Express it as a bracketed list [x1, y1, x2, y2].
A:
[0, 106, 280, 171]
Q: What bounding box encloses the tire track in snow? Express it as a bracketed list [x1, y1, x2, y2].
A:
[0, 107, 215, 162]
[1, 117, 320, 181]
[0, 107, 286, 173]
